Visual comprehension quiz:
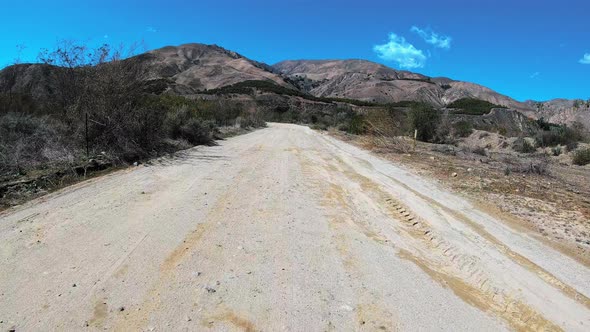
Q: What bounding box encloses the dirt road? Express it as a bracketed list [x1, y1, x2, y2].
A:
[1, 123, 589, 331]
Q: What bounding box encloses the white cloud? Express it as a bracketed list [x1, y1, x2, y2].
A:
[530, 71, 540, 79]
[580, 53, 590, 64]
[410, 26, 452, 49]
[373, 33, 427, 69]
[103, 34, 109, 39]
[146, 26, 157, 33]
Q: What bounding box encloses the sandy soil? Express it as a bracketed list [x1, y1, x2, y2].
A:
[340, 131, 590, 266]
[0, 123, 589, 331]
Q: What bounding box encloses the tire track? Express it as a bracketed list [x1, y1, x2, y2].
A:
[316, 153, 563, 331]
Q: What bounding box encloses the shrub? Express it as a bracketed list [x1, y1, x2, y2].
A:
[536, 117, 553, 131]
[447, 98, 506, 115]
[472, 146, 487, 156]
[164, 106, 213, 145]
[0, 113, 72, 173]
[203, 80, 379, 107]
[408, 103, 439, 142]
[572, 148, 590, 166]
[512, 138, 536, 153]
[239, 113, 266, 129]
[453, 121, 473, 138]
[551, 146, 562, 156]
[503, 155, 549, 175]
[92, 105, 168, 160]
[364, 106, 408, 138]
[347, 113, 366, 135]
[311, 123, 328, 131]
[535, 125, 584, 148]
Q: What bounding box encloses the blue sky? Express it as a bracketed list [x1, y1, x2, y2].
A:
[1, 0, 589, 101]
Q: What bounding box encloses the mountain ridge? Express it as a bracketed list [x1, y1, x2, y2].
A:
[1, 42, 588, 128]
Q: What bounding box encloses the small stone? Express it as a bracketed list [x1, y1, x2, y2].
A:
[340, 304, 354, 311]
[72, 284, 77, 288]
[467, 168, 473, 172]
[452, 172, 458, 177]
[185, 316, 192, 322]
[119, 306, 125, 312]
[205, 287, 216, 293]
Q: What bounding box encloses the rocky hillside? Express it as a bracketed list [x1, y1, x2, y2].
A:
[275, 59, 590, 129]
[0, 43, 293, 100]
[138, 43, 293, 94]
[523, 99, 590, 127]
[1, 42, 588, 128]
[274, 59, 532, 112]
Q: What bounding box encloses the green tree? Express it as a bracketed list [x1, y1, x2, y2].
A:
[408, 103, 439, 142]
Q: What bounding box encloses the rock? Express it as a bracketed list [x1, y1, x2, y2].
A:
[205, 287, 216, 293]
[467, 168, 473, 172]
[452, 172, 458, 177]
[133, 162, 138, 167]
[72, 283, 77, 287]
[340, 304, 354, 311]
[119, 306, 125, 312]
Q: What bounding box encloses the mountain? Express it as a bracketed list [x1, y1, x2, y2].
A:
[523, 99, 590, 127]
[137, 43, 293, 94]
[273, 59, 532, 112]
[0, 43, 293, 100]
[1, 43, 588, 128]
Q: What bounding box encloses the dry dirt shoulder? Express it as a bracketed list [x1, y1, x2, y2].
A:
[330, 131, 590, 267]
